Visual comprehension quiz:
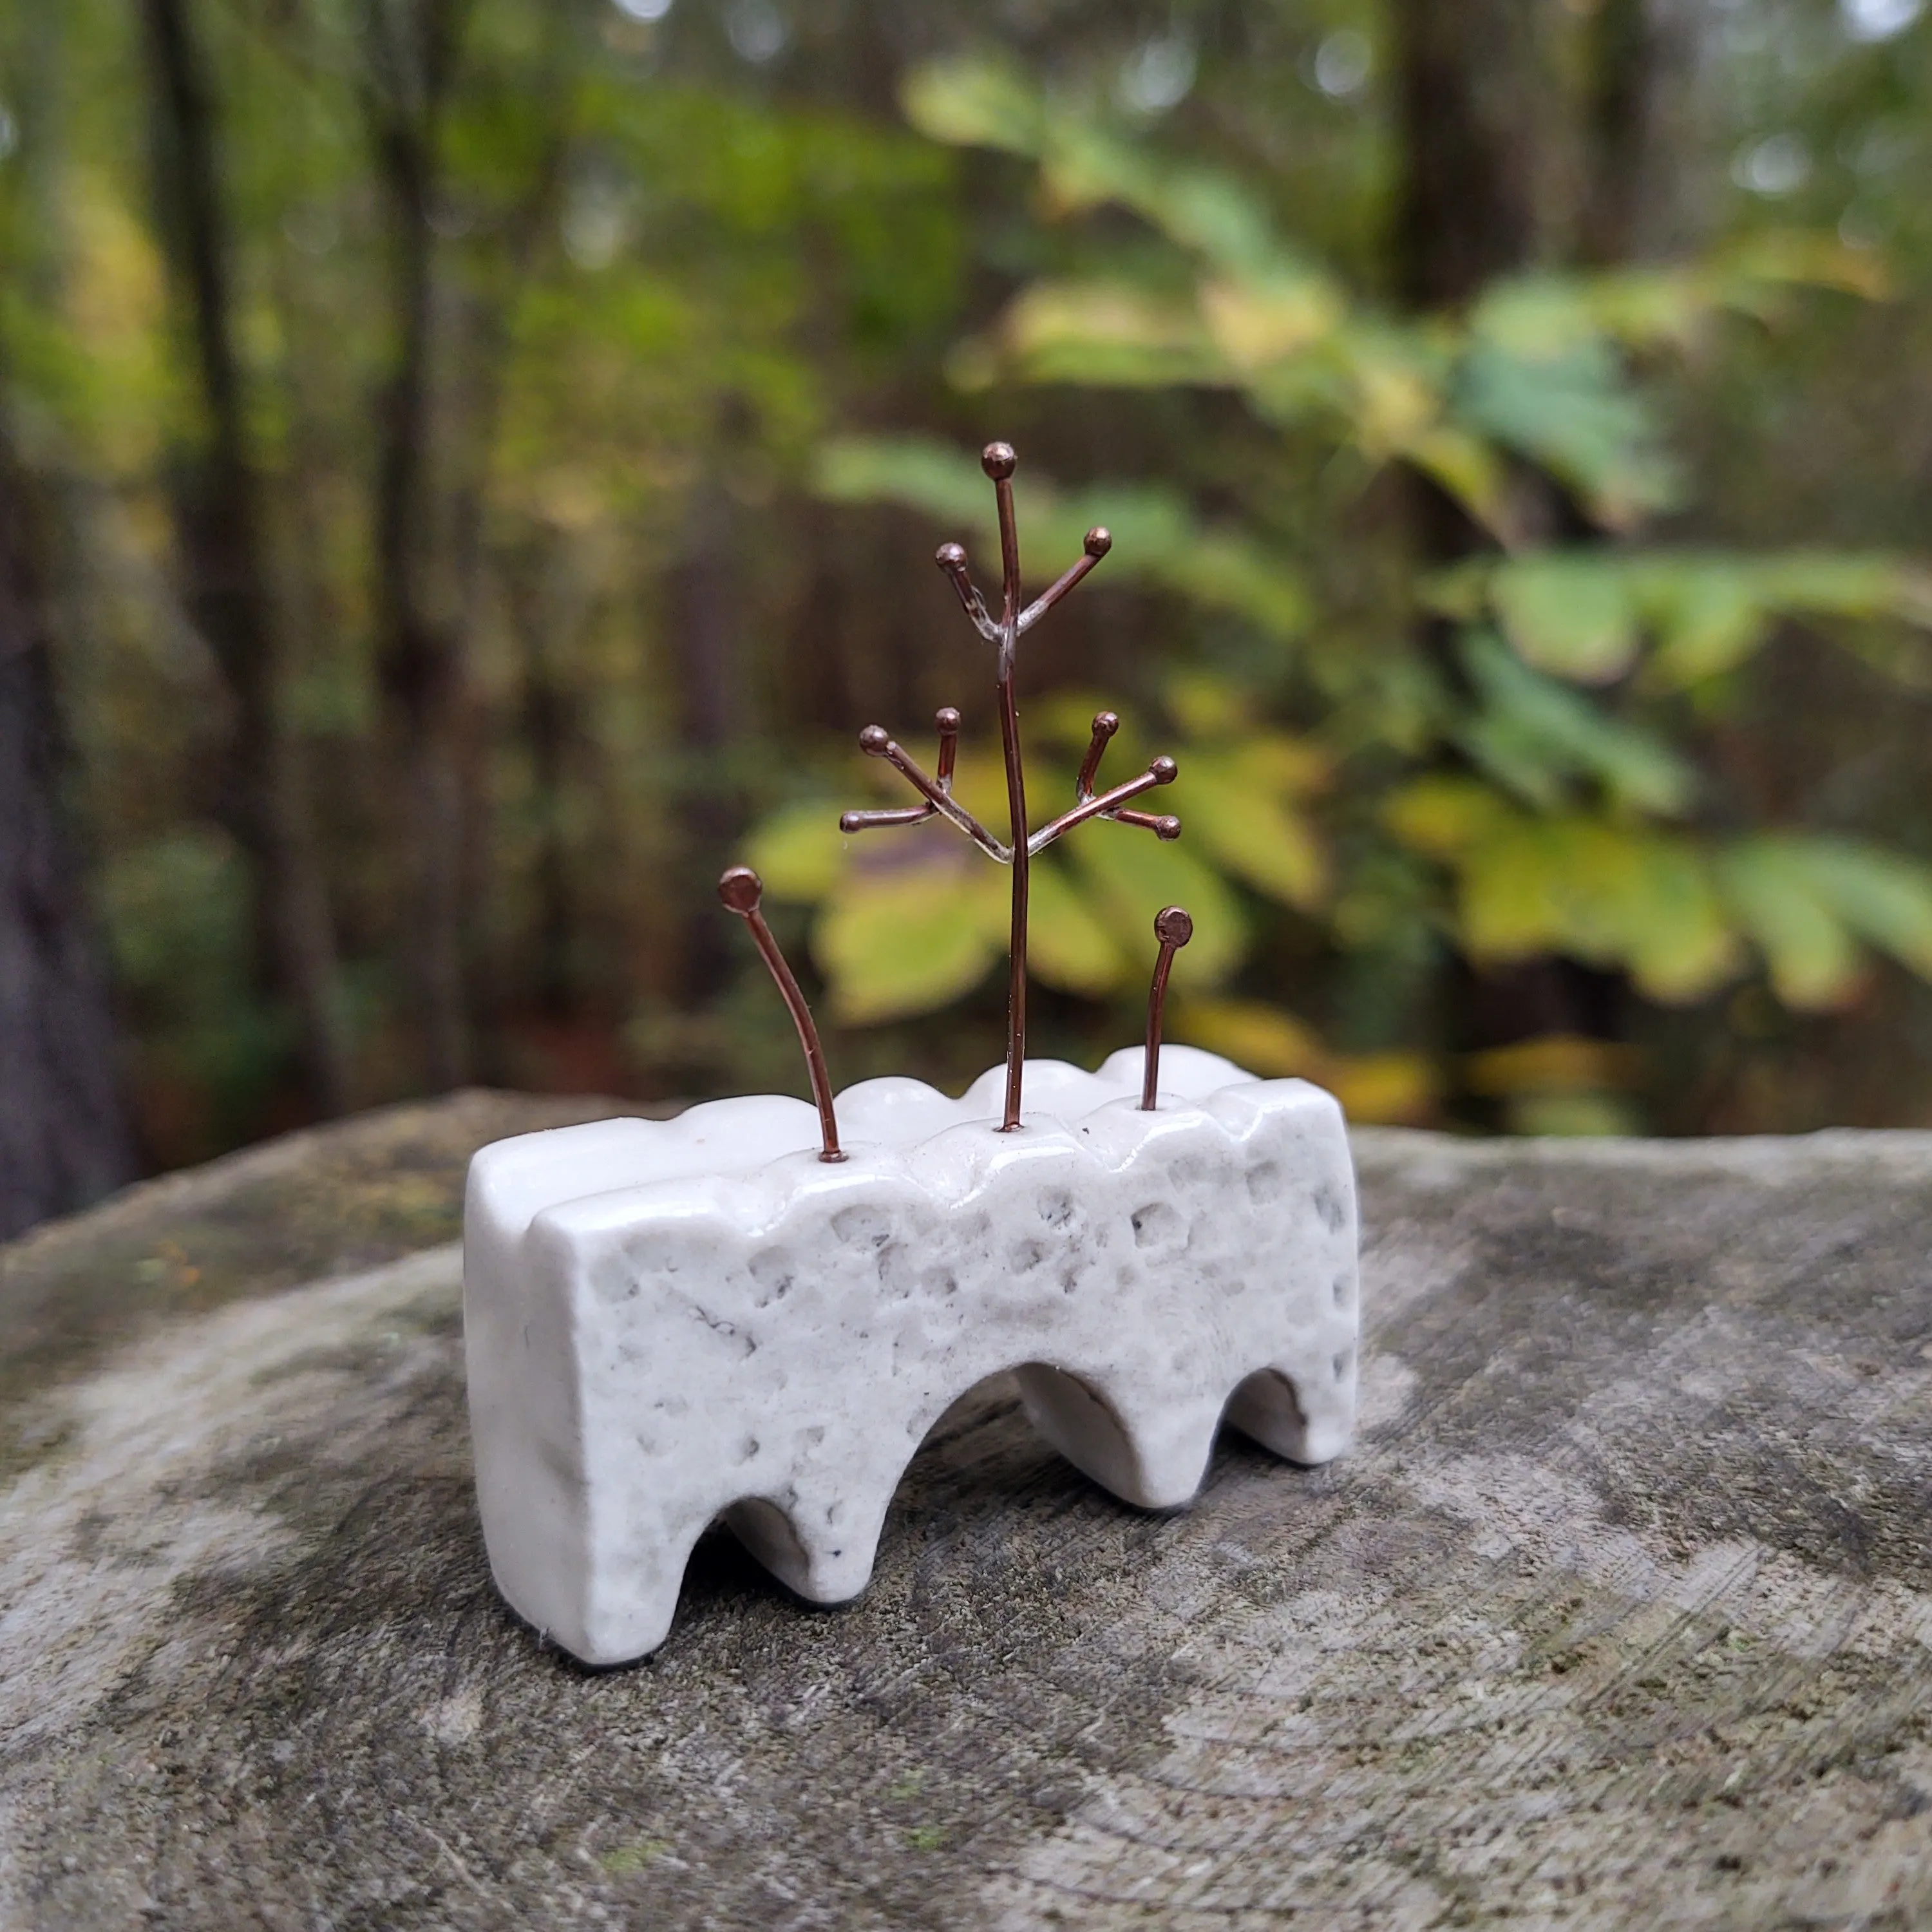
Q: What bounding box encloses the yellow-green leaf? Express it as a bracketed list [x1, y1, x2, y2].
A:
[746, 799, 846, 901]
[1490, 556, 1641, 683]
[1716, 839, 1862, 1009]
[1798, 838, 1932, 978]
[1455, 819, 1566, 960]
[1198, 274, 1342, 370]
[1182, 758, 1326, 909]
[1404, 422, 1515, 542]
[813, 864, 1003, 1024]
[1326, 1052, 1439, 1125]
[1384, 775, 1510, 858]
[1170, 997, 1322, 1075]
[1616, 838, 1738, 1001]
[1636, 562, 1765, 687]
[998, 280, 1226, 388]
[1441, 810, 1738, 1001]
[1026, 859, 1130, 996]
[899, 56, 1045, 158]
[1065, 829, 1246, 991]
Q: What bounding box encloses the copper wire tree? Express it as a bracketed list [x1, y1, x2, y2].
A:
[837, 442, 1182, 1131]
[722, 440, 1192, 1150]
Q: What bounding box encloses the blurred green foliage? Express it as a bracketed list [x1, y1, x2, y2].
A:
[759, 47, 1932, 1124]
[6, 0, 1932, 1164]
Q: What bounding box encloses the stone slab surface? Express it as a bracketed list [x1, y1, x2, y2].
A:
[3, 1097, 1929, 1930]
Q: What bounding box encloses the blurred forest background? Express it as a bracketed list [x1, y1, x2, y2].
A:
[8, 0, 1932, 1237]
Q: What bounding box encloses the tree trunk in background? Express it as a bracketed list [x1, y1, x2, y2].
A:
[361, 0, 569, 1093]
[1389, 0, 1544, 311]
[140, 0, 350, 1119]
[363, 0, 472, 1092]
[0, 412, 137, 1240]
[1388, 0, 1555, 601]
[1578, 0, 1695, 267]
[667, 460, 745, 1012]
[1388, 0, 1633, 1109]
[1578, 0, 1653, 267]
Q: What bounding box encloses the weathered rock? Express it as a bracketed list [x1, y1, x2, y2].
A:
[3, 1099, 1930, 1930]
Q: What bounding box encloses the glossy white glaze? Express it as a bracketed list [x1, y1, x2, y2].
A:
[463, 1046, 1358, 1665]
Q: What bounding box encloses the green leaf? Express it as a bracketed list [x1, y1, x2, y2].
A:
[1181, 750, 1327, 908]
[1716, 839, 1862, 1009]
[899, 56, 1046, 159]
[1488, 556, 1642, 684]
[1615, 838, 1738, 1001]
[1471, 268, 1714, 359]
[1459, 629, 1696, 817]
[996, 279, 1228, 389]
[745, 799, 847, 900]
[813, 864, 1003, 1023]
[1756, 553, 1932, 626]
[1797, 839, 1932, 978]
[1634, 561, 1766, 687]
[1064, 830, 1247, 992]
[1035, 121, 1314, 283]
[1384, 775, 1512, 858]
[1454, 550, 1932, 694]
[814, 435, 990, 525]
[1026, 858, 1131, 996]
[1455, 341, 1680, 527]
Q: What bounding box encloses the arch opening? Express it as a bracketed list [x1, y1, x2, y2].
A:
[1222, 1367, 1321, 1465]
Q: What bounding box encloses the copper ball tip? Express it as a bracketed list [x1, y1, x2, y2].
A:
[718, 866, 763, 915]
[858, 724, 891, 755]
[1150, 755, 1179, 784]
[1091, 710, 1120, 737]
[1154, 905, 1193, 947]
[980, 441, 1017, 480]
[1153, 814, 1182, 841]
[935, 705, 961, 731]
[1084, 526, 1112, 557]
[934, 541, 967, 571]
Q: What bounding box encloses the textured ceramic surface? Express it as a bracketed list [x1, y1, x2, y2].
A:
[463, 1047, 1358, 1665]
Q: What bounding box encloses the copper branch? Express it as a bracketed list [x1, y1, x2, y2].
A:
[840, 721, 1008, 860]
[935, 544, 998, 643]
[837, 438, 1183, 1138]
[1029, 756, 1179, 857]
[1019, 527, 1112, 634]
[1077, 710, 1119, 798]
[1031, 706, 1182, 856]
[718, 866, 845, 1162]
[1141, 906, 1193, 1111]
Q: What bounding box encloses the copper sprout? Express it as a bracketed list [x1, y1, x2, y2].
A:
[717, 866, 844, 1162]
[1141, 905, 1194, 1110]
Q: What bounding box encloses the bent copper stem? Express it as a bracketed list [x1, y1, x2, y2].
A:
[717, 866, 845, 1162]
[1141, 906, 1194, 1111]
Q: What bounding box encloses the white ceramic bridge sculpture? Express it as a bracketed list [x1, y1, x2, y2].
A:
[463, 443, 1359, 1667]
